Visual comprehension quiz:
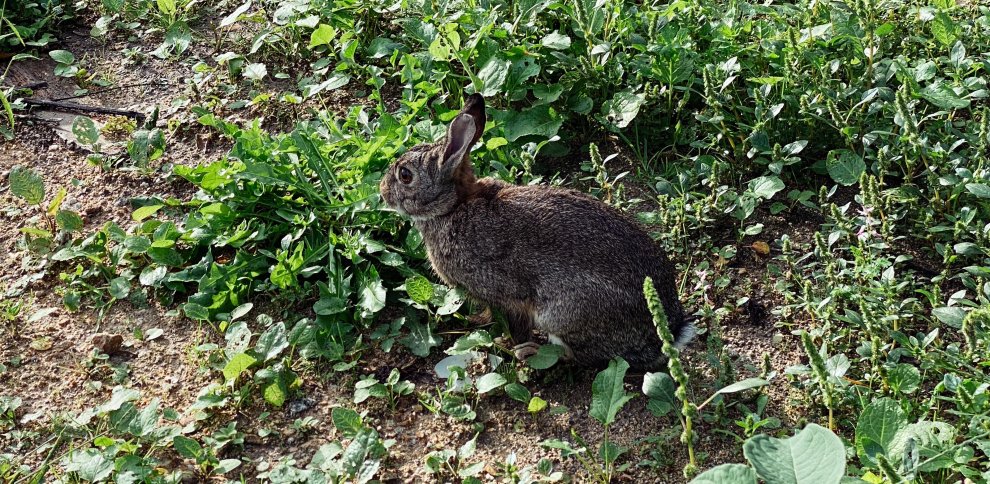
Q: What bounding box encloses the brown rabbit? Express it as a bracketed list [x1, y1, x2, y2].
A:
[380, 94, 694, 371]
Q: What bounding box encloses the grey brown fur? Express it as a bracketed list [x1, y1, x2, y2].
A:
[379, 94, 694, 371]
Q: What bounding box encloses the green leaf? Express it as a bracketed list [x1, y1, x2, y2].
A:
[263, 375, 288, 407]
[222, 352, 257, 383]
[504, 383, 531, 403]
[930, 12, 957, 47]
[332, 407, 362, 438]
[132, 204, 163, 221]
[72, 116, 99, 146]
[541, 31, 571, 50]
[183, 302, 209, 320]
[887, 364, 920, 394]
[743, 423, 845, 484]
[965, 183, 990, 199]
[528, 396, 548, 413]
[359, 276, 387, 317]
[748, 176, 785, 199]
[526, 344, 563, 370]
[503, 106, 563, 142]
[826, 149, 866, 186]
[921, 83, 969, 109]
[309, 24, 337, 48]
[220, 1, 252, 28]
[49, 49, 75, 64]
[590, 358, 634, 426]
[446, 330, 493, 355]
[475, 373, 507, 394]
[399, 320, 440, 357]
[932, 306, 966, 328]
[601, 90, 646, 130]
[405, 275, 434, 305]
[477, 57, 510, 97]
[690, 464, 759, 484]
[713, 378, 770, 396]
[855, 397, 907, 467]
[109, 276, 131, 300]
[254, 321, 288, 362]
[243, 63, 267, 81]
[642, 372, 677, 417]
[55, 210, 84, 232]
[172, 435, 202, 459]
[9, 166, 45, 205]
[64, 449, 114, 482]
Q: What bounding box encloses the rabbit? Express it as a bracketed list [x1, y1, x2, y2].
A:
[379, 93, 695, 371]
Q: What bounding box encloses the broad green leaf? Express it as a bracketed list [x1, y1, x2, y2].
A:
[921, 83, 969, 109]
[132, 204, 163, 221]
[748, 176, 785, 199]
[263, 375, 288, 407]
[503, 106, 563, 142]
[713, 378, 770, 396]
[332, 407, 362, 438]
[400, 319, 440, 357]
[475, 373, 507, 394]
[49, 49, 75, 64]
[55, 210, 84, 232]
[172, 435, 201, 459]
[887, 364, 921, 394]
[826, 149, 866, 186]
[743, 423, 845, 484]
[254, 321, 288, 362]
[965, 183, 990, 199]
[932, 306, 966, 328]
[309, 24, 337, 48]
[855, 397, 907, 467]
[590, 358, 634, 426]
[476, 57, 510, 97]
[526, 344, 563, 370]
[109, 276, 131, 300]
[405, 275, 434, 305]
[601, 90, 645, 130]
[642, 371, 677, 417]
[64, 449, 114, 482]
[541, 31, 571, 50]
[9, 166, 45, 205]
[446, 330, 493, 355]
[690, 464, 758, 484]
[359, 276, 386, 317]
[528, 396, 548, 413]
[243, 63, 267, 81]
[222, 352, 257, 383]
[72, 116, 99, 146]
[220, 1, 251, 28]
[504, 383, 531, 403]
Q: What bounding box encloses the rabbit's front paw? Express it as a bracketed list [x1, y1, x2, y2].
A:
[512, 341, 541, 362]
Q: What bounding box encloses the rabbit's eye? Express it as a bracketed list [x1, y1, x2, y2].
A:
[398, 166, 413, 184]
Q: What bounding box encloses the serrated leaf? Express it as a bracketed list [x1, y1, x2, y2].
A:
[590, 358, 634, 426]
[405, 275, 434, 305]
[855, 398, 907, 467]
[9, 166, 45, 205]
[743, 423, 845, 484]
[826, 149, 866, 186]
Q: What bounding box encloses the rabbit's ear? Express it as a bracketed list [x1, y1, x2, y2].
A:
[440, 113, 478, 176]
[458, 93, 486, 145]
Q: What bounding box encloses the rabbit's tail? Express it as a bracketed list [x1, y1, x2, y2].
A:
[673, 317, 697, 349]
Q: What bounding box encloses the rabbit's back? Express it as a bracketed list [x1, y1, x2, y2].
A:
[417, 179, 688, 368]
